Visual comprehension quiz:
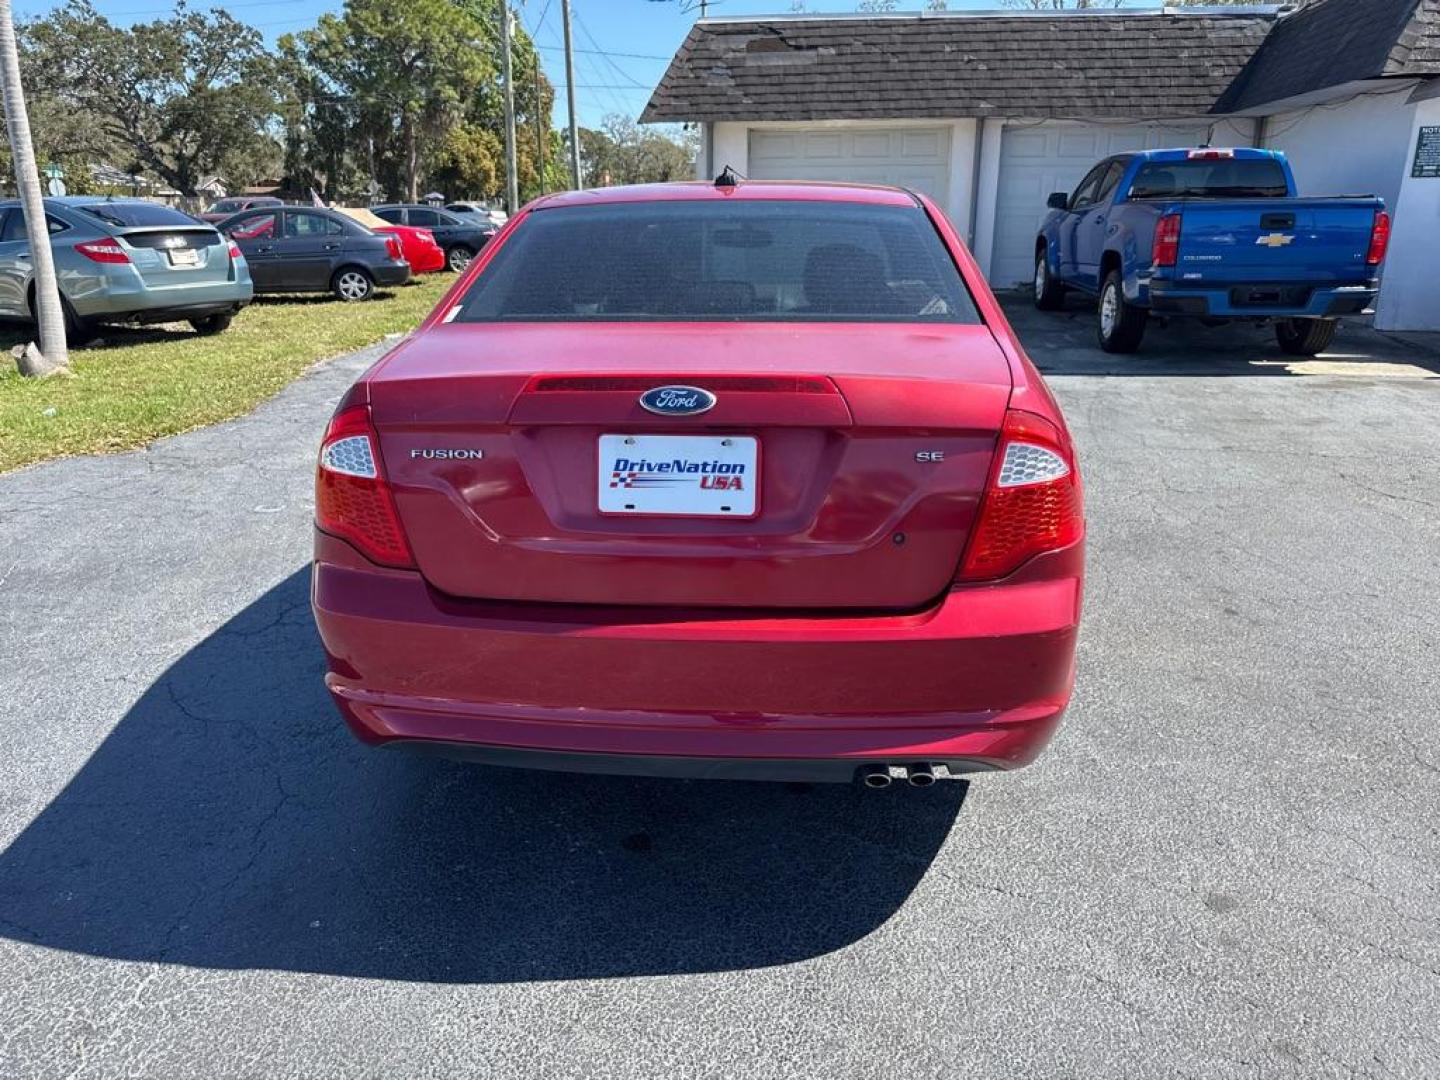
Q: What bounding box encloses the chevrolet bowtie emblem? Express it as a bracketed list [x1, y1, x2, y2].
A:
[1256, 233, 1295, 248]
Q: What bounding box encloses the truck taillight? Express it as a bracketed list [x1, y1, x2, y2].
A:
[315, 405, 415, 568]
[1153, 213, 1182, 268]
[956, 410, 1083, 582]
[75, 240, 131, 264]
[1366, 210, 1391, 266]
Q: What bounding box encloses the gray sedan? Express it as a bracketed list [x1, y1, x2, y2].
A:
[217, 206, 411, 301]
[0, 197, 254, 343]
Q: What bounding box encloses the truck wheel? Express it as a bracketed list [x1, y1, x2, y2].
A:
[1275, 318, 1337, 356]
[1034, 249, 1065, 310]
[1097, 271, 1147, 353]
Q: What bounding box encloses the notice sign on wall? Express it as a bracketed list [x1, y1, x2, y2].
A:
[1414, 126, 1440, 178]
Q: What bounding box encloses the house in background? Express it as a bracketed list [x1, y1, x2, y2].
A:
[643, 0, 1440, 332]
[87, 164, 182, 204]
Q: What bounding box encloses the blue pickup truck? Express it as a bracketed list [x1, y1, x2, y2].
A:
[1034, 148, 1390, 354]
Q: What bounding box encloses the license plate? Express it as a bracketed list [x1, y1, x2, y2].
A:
[168, 249, 200, 267]
[598, 434, 758, 518]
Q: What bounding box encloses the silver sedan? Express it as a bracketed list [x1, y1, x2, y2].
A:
[0, 197, 254, 343]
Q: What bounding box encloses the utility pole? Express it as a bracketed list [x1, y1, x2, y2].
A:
[500, 2, 518, 213]
[561, 0, 580, 188]
[367, 135, 377, 204]
[533, 60, 545, 196]
[0, 0, 67, 375]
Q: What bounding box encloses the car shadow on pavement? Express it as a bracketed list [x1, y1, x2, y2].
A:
[249, 291, 405, 307]
[0, 321, 198, 352]
[0, 568, 965, 984]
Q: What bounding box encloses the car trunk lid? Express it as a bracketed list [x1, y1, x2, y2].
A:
[367, 322, 1013, 609]
[118, 226, 236, 288]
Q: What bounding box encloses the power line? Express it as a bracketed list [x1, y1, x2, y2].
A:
[568, 12, 631, 115]
[535, 44, 671, 62]
[571, 8, 650, 89]
[523, 0, 554, 38]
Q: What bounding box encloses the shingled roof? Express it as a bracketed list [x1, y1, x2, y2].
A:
[1217, 0, 1440, 112]
[640, 11, 1278, 124]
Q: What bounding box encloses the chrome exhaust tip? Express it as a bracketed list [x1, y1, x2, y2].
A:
[860, 766, 893, 789]
[907, 763, 937, 787]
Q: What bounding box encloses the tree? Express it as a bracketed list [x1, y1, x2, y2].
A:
[0, 0, 66, 374]
[428, 123, 503, 199]
[290, 0, 500, 202]
[0, 25, 117, 195]
[20, 1, 280, 196]
[580, 115, 695, 187]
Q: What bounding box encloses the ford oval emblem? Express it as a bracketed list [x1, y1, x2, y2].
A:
[639, 385, 716, 417]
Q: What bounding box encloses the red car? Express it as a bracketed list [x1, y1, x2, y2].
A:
[334, 207, 445, 274]
[312, 181, 1084, 787]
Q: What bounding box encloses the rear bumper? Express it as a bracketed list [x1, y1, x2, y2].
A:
[67, 262, 253, 319]
[373, 261, 412, 287]
[117, 299, 249, 325]
[311, 530, 1082, 780]
[1146, 280, 1377, 319]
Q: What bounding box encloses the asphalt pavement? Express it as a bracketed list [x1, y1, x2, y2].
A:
[1, 302, 1437, 1079]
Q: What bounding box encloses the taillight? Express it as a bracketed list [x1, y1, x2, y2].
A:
[418, 229, 436, 244]
[1153, 213, 1182, 268]
[227, 241, 243, 260]
[75, 239, 130, 264]
[1366, 210, 1391, 266]
[957, 410, 1083, 582]
[315, 405, 414, 568]
[384, 236, 402, 260]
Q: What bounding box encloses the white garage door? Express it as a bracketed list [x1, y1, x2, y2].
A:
[748, 127, 952, 212]
[991, 123, 1213, 287]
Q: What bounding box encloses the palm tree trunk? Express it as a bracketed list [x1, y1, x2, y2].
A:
[0, 0, 67, 375]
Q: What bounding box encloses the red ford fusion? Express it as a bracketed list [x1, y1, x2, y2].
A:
[311, 180, 1083, 787]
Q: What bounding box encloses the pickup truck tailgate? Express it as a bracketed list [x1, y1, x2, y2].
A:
[1176, 198, 1382, 283]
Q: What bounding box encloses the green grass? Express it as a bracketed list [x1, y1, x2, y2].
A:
[0, 275, 452, 474]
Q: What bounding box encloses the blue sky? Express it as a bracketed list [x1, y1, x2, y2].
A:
[16, 0, 1147, 129]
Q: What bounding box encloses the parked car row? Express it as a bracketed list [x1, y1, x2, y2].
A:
[0, 194, 502, 344]
[372, 204, 497, 272]
[1033, 147, 1389, 354]
[333, 207, 446, 274]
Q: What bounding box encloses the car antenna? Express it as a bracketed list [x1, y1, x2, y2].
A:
[714, 165, 744, 188]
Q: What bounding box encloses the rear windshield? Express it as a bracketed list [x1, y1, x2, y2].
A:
[75, 202, 206, 228]
[1129, 159, 1289, 200]
[453, 200, 979, 323]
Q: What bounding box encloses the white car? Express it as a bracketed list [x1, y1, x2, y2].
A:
[445, 201, 508, 228]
